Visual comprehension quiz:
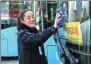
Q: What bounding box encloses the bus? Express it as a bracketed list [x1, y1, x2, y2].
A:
[1, 1, 91, 64]
[1, 1, 19, 57]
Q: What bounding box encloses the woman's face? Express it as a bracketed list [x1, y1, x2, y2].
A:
[22, 11, 35, 28]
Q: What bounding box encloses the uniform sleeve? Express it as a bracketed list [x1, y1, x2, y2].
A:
[18, 26, 57, 46]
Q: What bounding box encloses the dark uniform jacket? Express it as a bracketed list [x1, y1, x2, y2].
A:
[17, 25, 56, 64]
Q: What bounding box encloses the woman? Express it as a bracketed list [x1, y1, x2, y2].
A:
[17, 9, 61, 64]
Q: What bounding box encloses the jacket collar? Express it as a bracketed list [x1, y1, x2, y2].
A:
[20, 24, 38, 33]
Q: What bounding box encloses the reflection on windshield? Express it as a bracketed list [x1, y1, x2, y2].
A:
[1, 19, 17, 29]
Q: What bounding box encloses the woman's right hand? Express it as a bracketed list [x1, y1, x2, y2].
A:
[53, 13, 61, 29]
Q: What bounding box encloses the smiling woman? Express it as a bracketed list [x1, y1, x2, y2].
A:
[20, 10, 35, 28]
[17, 9, 61, 64]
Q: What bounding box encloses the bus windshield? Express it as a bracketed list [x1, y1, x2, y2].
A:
[1, 1, 20, 29]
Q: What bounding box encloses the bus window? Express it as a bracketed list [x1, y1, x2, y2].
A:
[47, 1, 57, 22]
[1, 1, 19, 29]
